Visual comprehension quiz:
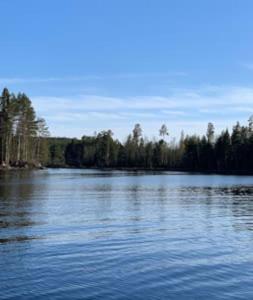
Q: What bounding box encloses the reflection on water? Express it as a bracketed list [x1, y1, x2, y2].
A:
[0, 171, 45, 244]
[1, 169, 253, 299]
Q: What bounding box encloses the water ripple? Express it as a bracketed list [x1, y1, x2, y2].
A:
[1, 170, 253, 299]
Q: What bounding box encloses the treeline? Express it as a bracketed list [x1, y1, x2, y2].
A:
[48, 120, 253, 173]
[0, 88, 50, 168]
[2, 87, 253, 173]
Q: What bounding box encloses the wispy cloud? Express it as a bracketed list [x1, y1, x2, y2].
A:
[33, 86, 253, 113]
[0, 71, 187, 85]
[241, 63, 253, 70]
[161, 110, 187, 116]
[32, 85, 253, 139]
[0, 76, 100, 85]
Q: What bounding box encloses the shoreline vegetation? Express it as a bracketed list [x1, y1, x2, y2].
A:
[0, 88, 49, 171]
[1, 88, 253, 174]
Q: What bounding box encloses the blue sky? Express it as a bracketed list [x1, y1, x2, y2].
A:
[1, 0, 253, 140]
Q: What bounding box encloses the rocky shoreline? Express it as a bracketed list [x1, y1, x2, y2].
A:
[0, 162, 45, 171]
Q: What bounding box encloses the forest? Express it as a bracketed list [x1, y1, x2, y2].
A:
[51, 120, 253, 173]
[1, 88, 253, 173]
[0, 88, 49, 168]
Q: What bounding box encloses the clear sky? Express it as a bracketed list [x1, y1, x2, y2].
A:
[1, 0, 253, 141]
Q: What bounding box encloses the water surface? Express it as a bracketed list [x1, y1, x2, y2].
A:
[1, 169, 253, 299]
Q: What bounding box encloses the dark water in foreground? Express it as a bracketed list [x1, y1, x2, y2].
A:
[1, 170, 253, 299]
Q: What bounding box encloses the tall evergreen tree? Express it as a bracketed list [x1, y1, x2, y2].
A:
[0, 88, 50, 167]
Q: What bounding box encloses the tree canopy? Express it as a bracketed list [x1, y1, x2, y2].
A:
[0, 88, 50, 168]
[49, 121, 253, 174]
[1, 87, 253, 173]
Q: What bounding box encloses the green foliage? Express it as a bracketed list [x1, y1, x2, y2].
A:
[2, 87, 253, 173]
[0, 88, 50, 167]
[47, 138, 71, 167]
[56, 120, 253, 173]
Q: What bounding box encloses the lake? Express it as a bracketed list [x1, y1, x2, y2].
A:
[1, 169, 253, 299]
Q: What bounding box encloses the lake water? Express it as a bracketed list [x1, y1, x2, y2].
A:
[1, 169, 253, 299]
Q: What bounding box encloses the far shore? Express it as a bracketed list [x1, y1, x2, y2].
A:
[1, 164, 253, 176]
[18, 165, 253, 175]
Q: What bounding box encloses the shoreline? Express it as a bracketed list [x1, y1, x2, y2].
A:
[46, 165, 253, 176]
[0, 166, 45, 172]
[1, 165, 253, 176]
